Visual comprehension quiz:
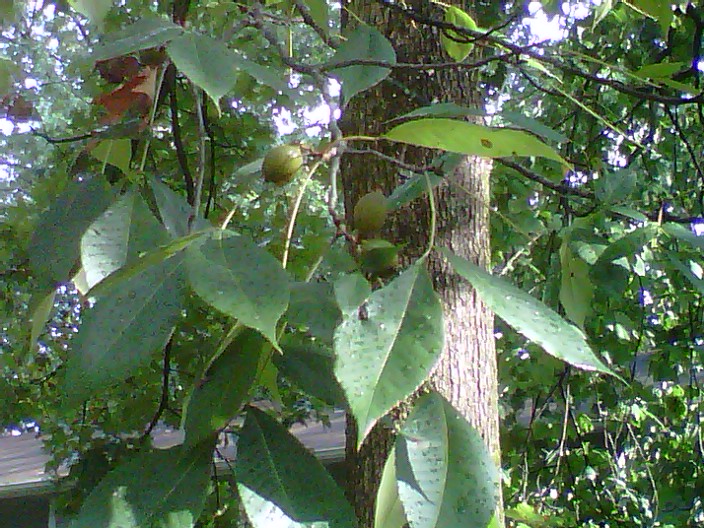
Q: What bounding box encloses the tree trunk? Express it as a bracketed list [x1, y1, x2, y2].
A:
[339, 2, 503, 527]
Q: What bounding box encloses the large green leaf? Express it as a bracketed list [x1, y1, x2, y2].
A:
[186, 231, 289, 345]
[91, 16, 183, 61]
[68, 444, 213, 528]
[235, 407, 356, 528]
[334, 264, 444, 446]
[29, 176, 115, 289]
[663, 222, 704, 252]
[182, 329, 264, 447]
[441, 248, 612, 375]
[383, 118, 569, 167]
[329, 24, 396, 103]
[287, 281, 341, 343]
[167, 31, 239, 107]
[62, 253, 186, 404]
[81, 190, 167, 290]
[374, 447, 407, 528]
[396, 393, 500, 528]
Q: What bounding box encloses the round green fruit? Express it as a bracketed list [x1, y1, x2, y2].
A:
[360, 238, 399, 277]
[354, 191, 388, 236]
[262, 144, 303, 185]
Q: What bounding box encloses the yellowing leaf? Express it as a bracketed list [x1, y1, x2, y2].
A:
[89, 139, 132, 175]
[441, 6, 478, 62]
[384, 118, 569, 167]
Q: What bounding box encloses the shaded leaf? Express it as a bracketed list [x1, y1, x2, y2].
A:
[442, 248, 612, 375]
[68, 444, 213, 528]
[329, 24, 396, 103]
[334, 264, 444, 446]
[235, 407, 356, 528]
[384, 119, 569, 167]
[62, 253, 186, 404]
[167, 32, 238, 107]
[287, 281, 341, 342]
[275, 336, 345, 406]
[149, 178, 209, 238]
[388, 173, 443, 211]
[183, 329, 264, 447]
[29, 176, 115, 289]
[333, 272, 370, 314]
[91, 16, 183, 61]
[663, 222, 704, 252]
[559, 243, 594, 329]
[186, 231, 289, 346]
[396, 392, 500, 528]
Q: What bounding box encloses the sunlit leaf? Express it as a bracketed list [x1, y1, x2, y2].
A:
[442, 248, 613, 375]
[384, 119, 569, 167]
[81, 190, 167, 289]
[334, 263, 444, 446]
[375, 447, 407, 528]
[235, 407, 356, 528]
[68, 444, 213, 528]
[89, 139, 132, 175]
[287, 281, 341, 342]
[396, 392, 500, 528]
[69, 0, 111, 28]
[186, 231, 289, 346]
[440, 6, 478, 61]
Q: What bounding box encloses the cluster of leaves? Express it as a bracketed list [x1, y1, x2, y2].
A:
[1, 0, 704, 527]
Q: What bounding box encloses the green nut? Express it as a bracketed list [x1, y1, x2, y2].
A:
[353, 191, 388, 236]
[262, 144, 303, 185]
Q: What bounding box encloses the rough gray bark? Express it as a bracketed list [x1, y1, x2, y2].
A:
[340, 2, 503, 526]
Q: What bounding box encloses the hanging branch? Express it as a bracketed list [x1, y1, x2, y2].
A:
[169, 75, 195, 205]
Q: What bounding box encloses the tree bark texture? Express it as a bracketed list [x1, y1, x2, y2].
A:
[339, 1, 503, 526]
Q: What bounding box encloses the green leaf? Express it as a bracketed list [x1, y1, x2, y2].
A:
[666, 255, 704, 296]
[287, 281, 341, 343]
[441, 248, 613, 375]
[28, 290, 56, 352]
[334, 263, 444, 446]
[634, 61, 686, 79]
[396, 393, 500, 528]
[68, 444, 213, 528]
[274, 336, 345, 406]
[89, 139, 132, 175]
[0, 57, 19, 96]
[300, 0, 328, 32]
[333, 272, 371, 314]
[499, 111, 570, 144]
[69, 0, 111, 28]
[62, 253, 186, 404]
[81, 190, 167, 290]
[149, 178, 209, 238]
[440, 6, 478, 61]
[90, 16, 183, 61]
[329, 24, 396, 103]
[235, 407, 356, 528]
[186, 231, 289, 346]
[383, 119, 569, 167]
[233, 57, 293, 95]
[392, 103, 485, 122]
[29, 176, 115, 289]
[559, 243, 594, 329]
[387, 173, 444, 211]
[630, 0, 673, 35]
[374, 447, 407, 528]
[663, 222, 704, 252]
[183, 329, 264, 447]
[167, 31, 238, 108]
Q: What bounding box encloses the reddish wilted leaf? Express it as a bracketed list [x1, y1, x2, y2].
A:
[93, 65, 158, 123]
[96, 56, 141, 84]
